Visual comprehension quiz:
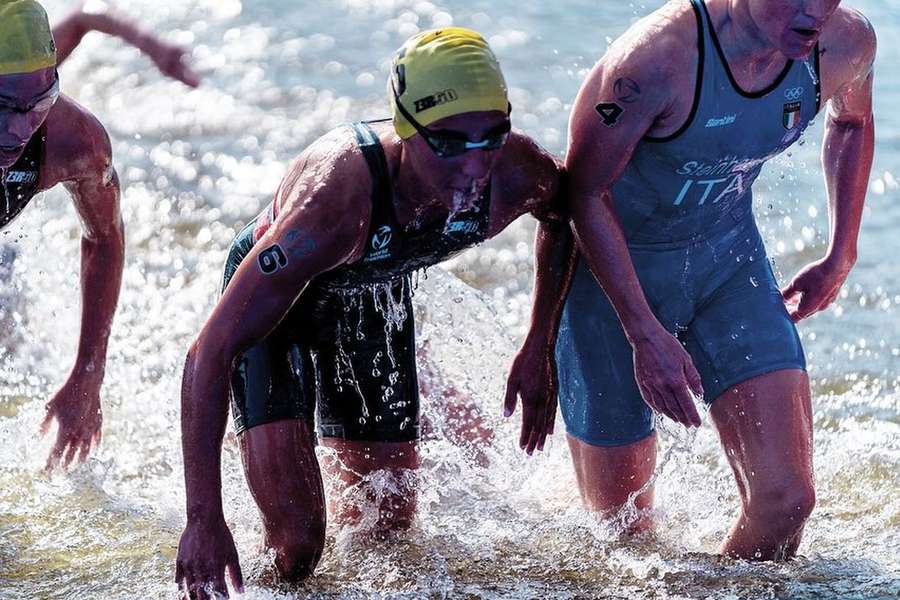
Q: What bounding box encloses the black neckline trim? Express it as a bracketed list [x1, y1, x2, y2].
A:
[644, 0, 705, 143]
[699, 0, 793, 98]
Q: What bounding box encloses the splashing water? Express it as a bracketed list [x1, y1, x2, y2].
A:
[802, 59, 819, 86]
[0, 0, 897, 598]
[1, 168, 9, 215]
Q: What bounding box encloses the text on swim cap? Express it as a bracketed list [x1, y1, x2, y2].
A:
[414, 89, 458, 113]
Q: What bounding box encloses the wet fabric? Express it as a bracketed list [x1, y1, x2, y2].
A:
[1, 125, 44, 229]
[610, 0, 820, 248]
[556, 0, 815, 446]
[224, 121, 491, 439]
[557, 219, 805, 446]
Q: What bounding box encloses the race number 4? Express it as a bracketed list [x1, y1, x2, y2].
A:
[595, 102, 624, 127]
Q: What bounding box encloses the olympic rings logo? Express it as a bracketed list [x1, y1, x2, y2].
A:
[784, 87, 804, 101]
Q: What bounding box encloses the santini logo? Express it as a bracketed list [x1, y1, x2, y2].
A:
[705, 115, 736, 128]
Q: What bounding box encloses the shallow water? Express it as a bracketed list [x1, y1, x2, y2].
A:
[1, 0, 898, 598]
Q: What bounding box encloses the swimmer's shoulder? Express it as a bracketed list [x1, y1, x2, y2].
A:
[273, 126, 374, 256]
[493, 131, 562, 222]
[40, 95, 113, 191]
[594, 1, 698, 91]
[818, 7, 876, 89]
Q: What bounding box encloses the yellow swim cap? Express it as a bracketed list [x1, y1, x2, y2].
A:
[0, 0, 56, 76]
[389, 27, 508, 140]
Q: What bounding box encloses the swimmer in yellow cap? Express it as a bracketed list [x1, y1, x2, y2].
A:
[175, 27, 566, 595]
[0, 0, 197, 471]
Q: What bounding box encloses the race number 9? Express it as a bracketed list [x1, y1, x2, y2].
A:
[257, 244, 288, 274]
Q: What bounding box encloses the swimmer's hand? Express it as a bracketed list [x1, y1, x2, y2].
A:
[40, 373, 103, 471]
[504, 339, 558, 454]
[781, 256, 854, 322]
[146, 40, 201, 88]
[631, 329, 703, 427]
[175, 515, 244, 600]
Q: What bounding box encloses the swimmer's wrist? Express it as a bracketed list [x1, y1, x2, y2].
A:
[186, 502, 225, 525]
[824, 245, 857, 272]
[623, 320, 669, 348]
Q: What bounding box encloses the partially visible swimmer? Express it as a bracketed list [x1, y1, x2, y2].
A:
[0, 2, 199, 345]
[175, 28, 565, 597]
[0, 0, 196, 470]
[51, 0, 200, 87]
[510, 0, 875, 561]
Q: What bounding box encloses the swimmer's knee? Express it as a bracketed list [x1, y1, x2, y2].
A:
[270, 520, 326, 581]
[745, 477, 816, 537]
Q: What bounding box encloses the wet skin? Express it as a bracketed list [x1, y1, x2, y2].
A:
[512, 0, 875, 559]
[176, 113, 562, 596]
[1, 67, 124, 469]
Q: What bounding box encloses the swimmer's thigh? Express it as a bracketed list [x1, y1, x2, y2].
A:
[556, 260, 657, 516]
[314, 287, 420, 530]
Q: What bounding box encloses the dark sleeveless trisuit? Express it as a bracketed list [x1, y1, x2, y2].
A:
[223, 121, 492, 441]
[1, 125, 44, 230]
[555, 0, 821, 446]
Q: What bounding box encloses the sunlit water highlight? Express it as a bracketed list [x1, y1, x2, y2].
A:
[0, 0, 898, 598]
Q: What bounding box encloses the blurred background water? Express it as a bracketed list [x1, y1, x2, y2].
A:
[0, 0, 897, 598]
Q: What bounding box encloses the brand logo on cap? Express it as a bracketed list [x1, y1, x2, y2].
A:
[414, 89, 458, 113]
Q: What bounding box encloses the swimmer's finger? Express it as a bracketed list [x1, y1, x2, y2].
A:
[780, 280, 801, 300]
[503, 379, 518, 418]
[45, 433, 67, 472]
[63, 439, 80, 469]
[208, 572, 228, 599]
[519, 399, 535, 451]
[528, 402, 546, 454]
[78, 434, 94, 463]
[640, 380, 675, 423]
[226, 553, 244, 594]
[39, 407, 55, 436]
[684, 360, 704, 399]
[792, 291, 821, 322]
[672, 384, 701, 427]
[661, 386, 689, 426]
[545, 404, 557, 438]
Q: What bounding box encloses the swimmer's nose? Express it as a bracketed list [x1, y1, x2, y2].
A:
[802, 0, 827, 20]
[458, 147, 494, 182]
[3, 113, 37, 143]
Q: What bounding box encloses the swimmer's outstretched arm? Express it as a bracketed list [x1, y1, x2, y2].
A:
[40, 104, 124, 470]
[491, 134, 570, 454]
[51, 2, 200, 87]
[781, 13, 876, 321]
[176, 132, 370, 599]
[563, 14, 704, 427]
[505, 219, 575, 454]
